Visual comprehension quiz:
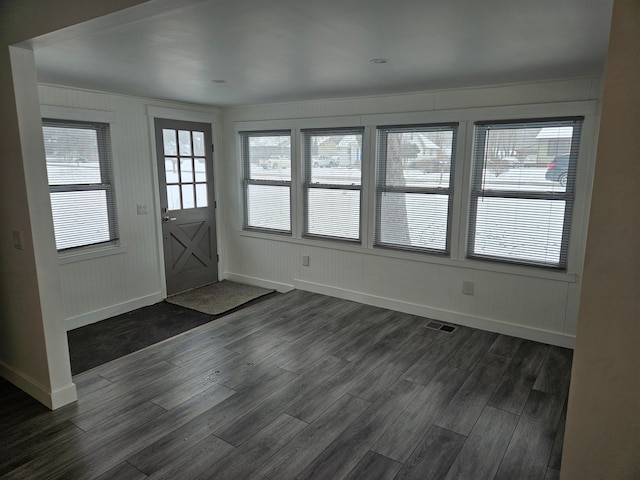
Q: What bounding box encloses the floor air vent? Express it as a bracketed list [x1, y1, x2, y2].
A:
[426, 321, 456, 333]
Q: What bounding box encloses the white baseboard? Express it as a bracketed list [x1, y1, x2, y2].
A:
[65, 292, 164, 331]
[0, 362, 77, 410]
[294, 279, 575, 349]
[224, 273, 295, 293]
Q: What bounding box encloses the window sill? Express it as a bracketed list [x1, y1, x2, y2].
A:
[58, 244, 127, 265]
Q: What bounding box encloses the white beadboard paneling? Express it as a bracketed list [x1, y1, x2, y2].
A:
[220, 78, 603, 346]
[237, 236, 299, 286]
[39, 84, 220, 328]
[38, 84, 111, 111]
[362, 255, 453, 310]
[298, 245, 366, 294]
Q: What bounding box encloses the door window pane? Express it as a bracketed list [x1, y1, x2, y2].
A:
[193, 131, 205, 156]
[182, 184, 195, 209]
[165, 158, 179, 183]
[196, 184, 208, 208]
[163, 129, 177, 155]
[195, 158, 207, 182]
[178, 130, 192, 156]
[180, 158, 194, 183]
[167, 185, 181, 210]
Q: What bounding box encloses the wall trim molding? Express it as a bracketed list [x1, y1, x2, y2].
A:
[224, 273, 295, 293]
[65, 292, 164, 331]
[294, 279, 576, 349]
[0, 362, 77, 410]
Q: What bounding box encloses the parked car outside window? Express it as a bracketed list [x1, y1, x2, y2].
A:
[312, 155, 340, 168]
[259, 155, 290, 169]
[545, 153, 570, 186]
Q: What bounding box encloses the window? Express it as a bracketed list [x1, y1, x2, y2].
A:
[468, 118, 583, 269]
[42, 119, 118, 251]
[162, 127, 209, 210]
[376, 124, 457, 253]
[302, 128, 363, 241]
[241, 131, 291, 233]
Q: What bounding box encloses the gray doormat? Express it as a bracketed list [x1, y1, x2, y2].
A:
[165, 280, 275, 315]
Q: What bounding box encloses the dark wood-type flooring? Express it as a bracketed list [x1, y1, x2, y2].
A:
[0, 290, 572, 480]
[67, 293, 277, 375]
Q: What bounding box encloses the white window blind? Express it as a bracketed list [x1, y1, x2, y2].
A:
[302, 128, 363, 241]
[468, 117, 583, 269]
[376, 124, 457, 254]
[42, 119, 118, 251]
[241, 131, 291, 233]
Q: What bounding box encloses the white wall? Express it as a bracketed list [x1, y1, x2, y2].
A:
[221, 78, 602, 347]
[0, 0, 151, 410]
[37, 85, 220, 330]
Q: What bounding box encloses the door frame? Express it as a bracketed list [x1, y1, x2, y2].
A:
[147, 106, 222, 298]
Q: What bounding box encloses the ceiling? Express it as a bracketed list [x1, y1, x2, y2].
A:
[30, 0, 613, 107]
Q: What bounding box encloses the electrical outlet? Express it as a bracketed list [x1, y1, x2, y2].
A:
[137, 203, 148, 215]
[463, 280, 474, 295]
[302, 255, 310, 266]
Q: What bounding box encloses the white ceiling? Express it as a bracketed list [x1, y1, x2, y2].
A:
[30, 0, 613, 107]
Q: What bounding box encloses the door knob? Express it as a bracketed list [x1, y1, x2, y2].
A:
[163, 216, 177, 222]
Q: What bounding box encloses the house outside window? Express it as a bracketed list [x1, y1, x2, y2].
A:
[302, 128, 364, 242]
[468, 117, 583, 269]
[241, 131, 292, 233]
[376, 124, 457, 254]
[42, 119, 119, 251]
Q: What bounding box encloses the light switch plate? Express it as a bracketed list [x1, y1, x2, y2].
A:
[12, 230, 24, 250]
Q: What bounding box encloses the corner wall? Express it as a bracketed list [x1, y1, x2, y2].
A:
[561, 0, 640, 477]
[37, 85, 220, 330]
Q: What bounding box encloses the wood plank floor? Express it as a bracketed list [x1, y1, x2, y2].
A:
[0, 290, 572, 480]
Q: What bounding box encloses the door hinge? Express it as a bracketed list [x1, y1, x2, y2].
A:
[212, 143, 215, 153]
[216, 254, 219, 262]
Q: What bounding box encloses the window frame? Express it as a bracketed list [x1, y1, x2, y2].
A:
[467, 116, 584, 270]
[234, 101, 597, 281]
[302, 127, 365, 243]
[42, 117, 119, 252]
[240, 130, 292, 235]
[375, 123, 458, 255]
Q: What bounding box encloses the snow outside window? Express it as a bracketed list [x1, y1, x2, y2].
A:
[468, 118, 583, 269]
[302, 128, 364, 242]
[241, 131, 292, 233]
[43, 119, 118, 251]
[376, 124, 457, 254]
